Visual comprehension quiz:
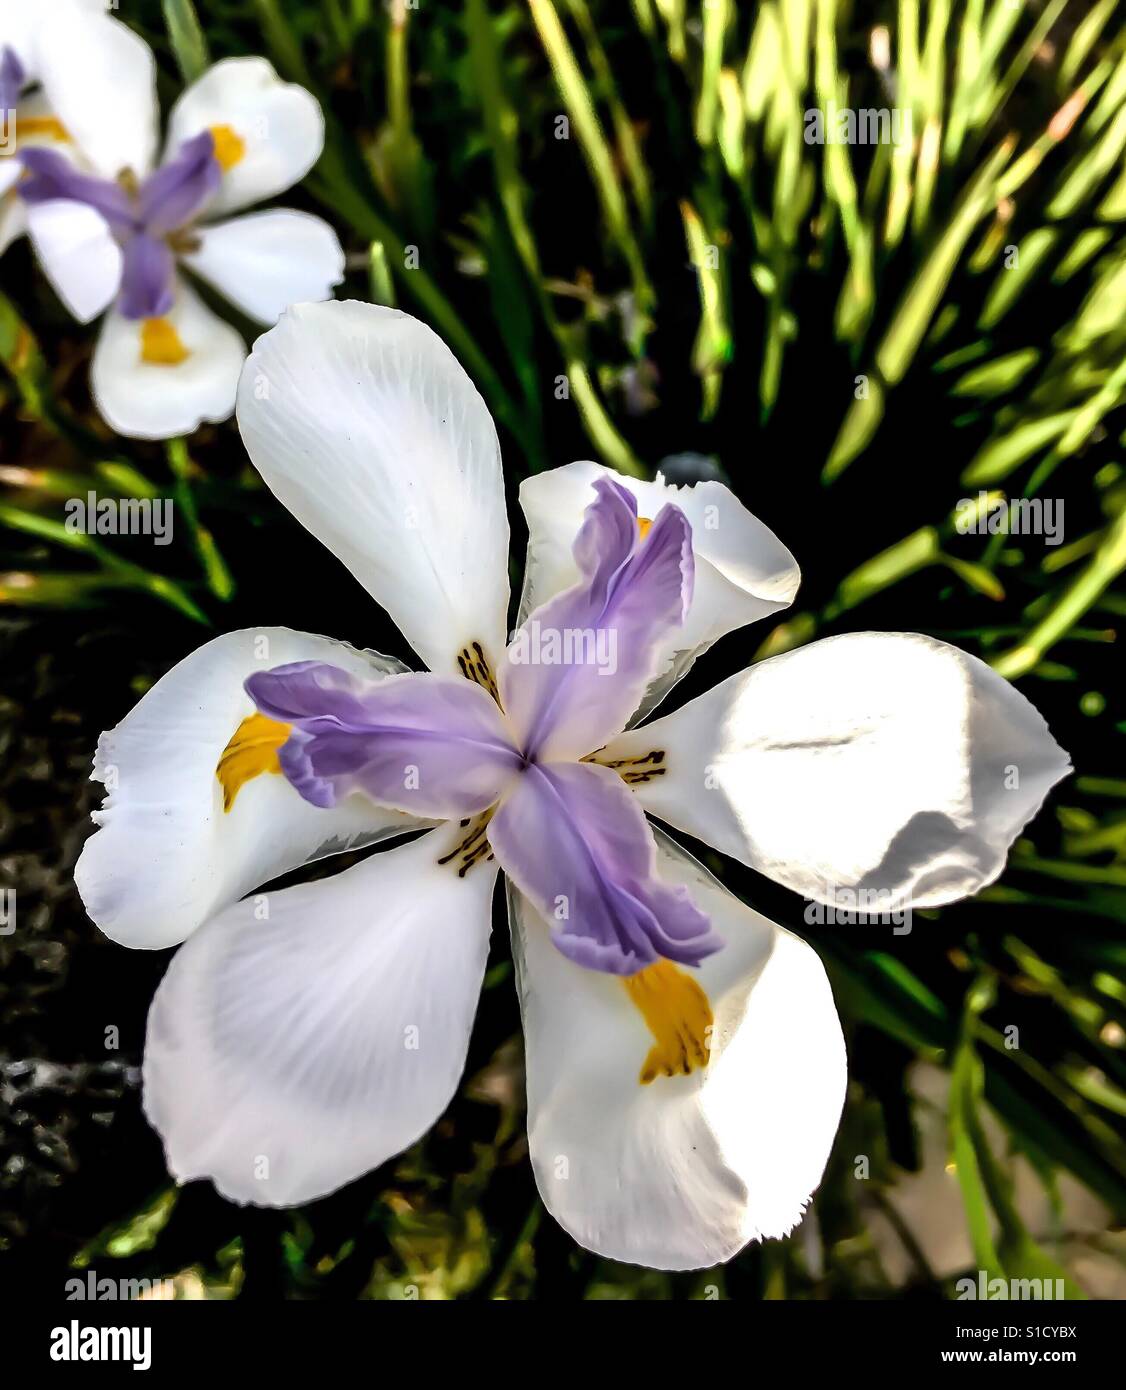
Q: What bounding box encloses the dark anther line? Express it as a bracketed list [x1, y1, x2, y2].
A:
[438, 814, 494, 877]
[457, 641, 500, 703]
[586, 748, 667, 784]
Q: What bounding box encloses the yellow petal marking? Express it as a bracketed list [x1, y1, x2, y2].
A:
[622, 959, 713, 1084]
[209, 123, 246, 172]
[140, 317, 190, 366]
[216, 713, 292, 812]
[12, 116, 69, 144]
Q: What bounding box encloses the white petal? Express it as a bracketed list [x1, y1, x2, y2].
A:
[144, 826, 498, 1206]
[518, 461, 800, 719]
[33, 5, 158, 178]
[237, 301, 510, 675]
[165, 57, 323, 218]
[1, 0, 110, 72]
[75, 627, 421, 950]
[26, 200, 122, 322]
[182, 209, 344, 325]
[17, 83, 125, 320]
[511, 827, 846, 1269]
[607, 631, 1072, 910]
[0, 0, 36, 71]
[91, 277, 246, 440]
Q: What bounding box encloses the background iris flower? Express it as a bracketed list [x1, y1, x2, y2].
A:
[19, 46, 342, 438]
[0, 0, 151, 254]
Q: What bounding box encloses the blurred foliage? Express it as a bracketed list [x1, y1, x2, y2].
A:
[1, 0, 1125, 1299]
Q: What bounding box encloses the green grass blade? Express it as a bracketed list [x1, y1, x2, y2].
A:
[877, 137, 1013, 386]
[161, 0, 210, 84]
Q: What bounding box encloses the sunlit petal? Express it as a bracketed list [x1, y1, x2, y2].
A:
[76, 627, 421, 950]
[236, 302, 510, 674]
[510, 826, 846, 1268]
[145, 826, 498, 1206]
[606, 631, 1071, 909]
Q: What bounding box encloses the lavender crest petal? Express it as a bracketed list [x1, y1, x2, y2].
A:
[245, 661, 523, 819]
[139, 131, 220, 235]
[500, 476, 694, 762]
[488, 759, 722, 975]
[117, 232, 175, 319]
[0, 46, 26, 115]
[571, 474, 639, 601]
[18, 147, 135, 230]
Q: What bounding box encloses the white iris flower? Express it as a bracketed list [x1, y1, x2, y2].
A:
[74, 302, 1070, 1270]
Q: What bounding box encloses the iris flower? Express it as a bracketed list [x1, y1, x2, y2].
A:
[75, 303, 1069, 1269]
[0, 0, 149, 253]
[17, 47, 342, 439]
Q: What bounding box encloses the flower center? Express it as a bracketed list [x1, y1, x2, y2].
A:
[19, 129, 225, 327]
[219, 488, 713, 1083]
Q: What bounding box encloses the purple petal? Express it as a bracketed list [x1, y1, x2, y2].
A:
[0, 47, 25, 116]
[18, 147, 134, 231]
[138, 131, 221, 235]
[489, 759, 722, 975]
[500, 476, 694, 761]
[117, 232, 175, 320]
[245, 661, 523, 818]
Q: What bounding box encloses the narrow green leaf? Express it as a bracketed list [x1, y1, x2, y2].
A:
[161, 0, 210, 85]
[822, 378, 885, 482]
[950, 348, 1039, 397]
[368, 241, 396, 307]
[993, 502, 1126, 678]
[527, 0, 653, 316]
[1059, 0, 1118, 89]
[949, 1036, 1004, 1277]
[877, 138, 1013, 386]
[961, 411, 1074, 486]
[978, 229, 1058, 330]
[827, 527, 940, 614]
